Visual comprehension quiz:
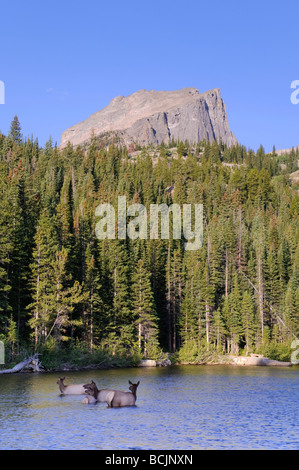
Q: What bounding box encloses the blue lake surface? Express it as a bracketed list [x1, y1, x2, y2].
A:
[0, 365, 298, 450]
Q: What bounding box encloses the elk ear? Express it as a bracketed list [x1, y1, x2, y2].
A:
[128, 380, 132, 385]
[92, 380, 96, 384]
[137, 381, 140, 386]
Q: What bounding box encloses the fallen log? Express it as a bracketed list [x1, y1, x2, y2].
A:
[0, 353, 43, 374]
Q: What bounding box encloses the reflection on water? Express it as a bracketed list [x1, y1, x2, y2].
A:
[0, 365, 298, 449]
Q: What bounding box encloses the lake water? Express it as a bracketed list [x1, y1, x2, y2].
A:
[0, 365, 298, 450]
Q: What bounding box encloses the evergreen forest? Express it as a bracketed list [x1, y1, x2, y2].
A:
[0, 116, 298, 369]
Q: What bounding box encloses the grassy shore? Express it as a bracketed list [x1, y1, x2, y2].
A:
[1, 338, 295, 373]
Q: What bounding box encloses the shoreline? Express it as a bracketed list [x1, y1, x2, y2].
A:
[42, 355, 295, 373]
[139, 355, 293, 369]
[0, 353, 294, 375]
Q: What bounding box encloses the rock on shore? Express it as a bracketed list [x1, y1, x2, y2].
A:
[226, 354, 292, 367]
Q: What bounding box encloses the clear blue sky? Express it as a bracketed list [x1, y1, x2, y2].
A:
[0, 0, 298, 152]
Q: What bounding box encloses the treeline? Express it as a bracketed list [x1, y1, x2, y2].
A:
[0, 116, 298, 365]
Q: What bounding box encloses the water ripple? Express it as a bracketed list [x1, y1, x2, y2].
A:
[0, 365, 298, 449]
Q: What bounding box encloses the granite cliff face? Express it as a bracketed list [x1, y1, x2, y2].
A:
[60, 87, 237, 148]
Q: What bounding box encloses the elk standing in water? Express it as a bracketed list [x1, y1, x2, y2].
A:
[106, 380, 140, 407]
[83, 380, 116, 403]
[57, 377, 86, 395]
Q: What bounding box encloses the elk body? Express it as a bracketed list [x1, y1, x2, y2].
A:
[83, 380, 116, 403]
[83, 380, 140, 407]
[57, 377, 86, 395]
[106, 380, 140, 407]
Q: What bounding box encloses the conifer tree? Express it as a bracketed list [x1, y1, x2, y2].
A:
[177, 141, 187, 157]
[211, 308, 226, 350]
[284, 268, 299, 337]
[9, 115, 22, 144]
[132, 259, 159, 357]
[81, 244, 102, 350]
[252, 211, 266, 344]
[55, 175, 74, 252]
[8, 167, 34, 340]
[107, 240, 131, 337]
[180, 251, 202, 347]
[166, 244, 183, 351]
[241, 291, 256, 353]
[47, 247, 84, 343]
[28, 210, 59, 345]
[0, 167, 13, 326]
[222, 274, 243, 354]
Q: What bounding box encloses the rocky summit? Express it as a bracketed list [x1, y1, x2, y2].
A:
[60, 87, 237, 149]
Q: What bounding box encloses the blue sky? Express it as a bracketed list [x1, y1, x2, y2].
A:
[0, 0, 298, 152]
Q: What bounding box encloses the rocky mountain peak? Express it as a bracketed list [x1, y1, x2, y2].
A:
[60, 87, 237, 149]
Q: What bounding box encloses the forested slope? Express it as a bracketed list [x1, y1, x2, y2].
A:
[0, 116, 298, 367]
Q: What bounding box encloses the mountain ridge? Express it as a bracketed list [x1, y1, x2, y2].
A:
[60, 87, 237, 149]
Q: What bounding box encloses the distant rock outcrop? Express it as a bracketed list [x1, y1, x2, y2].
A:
[60, 87, 237, 149]
[275, 145, 299, 155]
